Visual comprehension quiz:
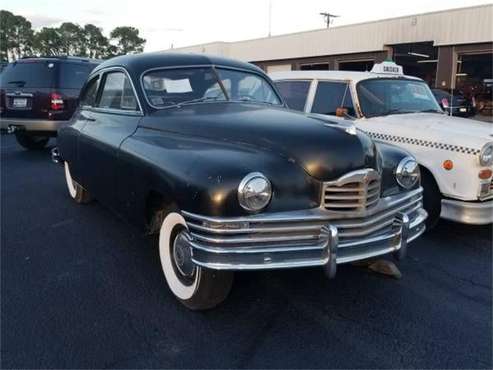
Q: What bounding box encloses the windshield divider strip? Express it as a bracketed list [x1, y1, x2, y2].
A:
[212, 66, 230, 101]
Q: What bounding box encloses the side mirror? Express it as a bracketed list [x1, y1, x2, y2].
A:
[336, 107, 348, 117]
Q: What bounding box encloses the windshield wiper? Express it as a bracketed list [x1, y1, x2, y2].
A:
[237, 96, 277, 106]
[171, 95, 225, 108]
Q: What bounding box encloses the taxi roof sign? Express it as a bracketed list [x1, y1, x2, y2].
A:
[371, 61, 404, 75]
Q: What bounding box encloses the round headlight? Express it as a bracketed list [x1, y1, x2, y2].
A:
[479, 143, 493, 166]
[396, 157, 420, 189]
[238, 172, 272, 212]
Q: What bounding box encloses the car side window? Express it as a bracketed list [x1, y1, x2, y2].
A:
[311, 81, 355, 116]
[79, 76, 100, 108]
[98, 71, 138, 111]
[274, 80, 310, 111]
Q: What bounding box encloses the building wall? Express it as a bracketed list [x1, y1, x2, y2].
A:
[255, 50, 390, 71]
[169, 4, 493, 64]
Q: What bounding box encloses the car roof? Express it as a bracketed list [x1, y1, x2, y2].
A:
[270, 70, 422, 83]
[93, 52, 264, 77]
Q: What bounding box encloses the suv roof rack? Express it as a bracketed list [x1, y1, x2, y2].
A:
[18, 55, 101, 63]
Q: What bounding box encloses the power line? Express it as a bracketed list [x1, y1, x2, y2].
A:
[320, 12, 339, 28]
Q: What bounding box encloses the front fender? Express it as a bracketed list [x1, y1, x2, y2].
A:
[119, 128, 321, 221]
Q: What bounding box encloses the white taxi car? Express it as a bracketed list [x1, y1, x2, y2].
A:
[271, 62, 493, 227]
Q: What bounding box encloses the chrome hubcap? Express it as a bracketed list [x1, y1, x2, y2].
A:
[173, 232, 195, 278]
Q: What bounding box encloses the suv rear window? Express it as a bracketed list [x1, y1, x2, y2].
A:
[59, 63, 95, 89]
[0, 61, 57, 88]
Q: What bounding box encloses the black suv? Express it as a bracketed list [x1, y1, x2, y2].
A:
[431, 88, 475, 118]
[0, 56, 100, 149]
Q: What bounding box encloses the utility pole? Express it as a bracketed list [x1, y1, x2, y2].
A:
[268, 0, 273, 37]
[320, 12, 339, 28]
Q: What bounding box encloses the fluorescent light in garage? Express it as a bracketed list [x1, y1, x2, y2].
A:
[408, 52, 430, 58]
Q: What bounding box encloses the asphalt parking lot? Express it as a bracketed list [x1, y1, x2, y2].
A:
[1, 133, 492, 369]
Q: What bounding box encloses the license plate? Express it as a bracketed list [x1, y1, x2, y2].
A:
[12, 98, 27, 108]
[459, 107, 467, 112]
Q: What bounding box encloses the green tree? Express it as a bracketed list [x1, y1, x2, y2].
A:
[84, 24, 110, 59]
[59, 22, 86, 56]
[0, 10, 34, 61]
[110, 26, 145, 56]
[33, 27, 63, 56]
[1, 10, 147, 61]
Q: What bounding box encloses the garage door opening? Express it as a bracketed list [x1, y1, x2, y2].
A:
[338, 60, 374, 71]
[300, 63, 329, 70]
[392, 42, 438, 85]
[457, 52, 493, 117]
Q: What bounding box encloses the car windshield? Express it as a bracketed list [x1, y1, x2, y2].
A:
[356, 78, 442, 118]
[142, 67, 282, 109]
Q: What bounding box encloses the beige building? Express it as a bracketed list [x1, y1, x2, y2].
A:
[167, 4, 493, 91]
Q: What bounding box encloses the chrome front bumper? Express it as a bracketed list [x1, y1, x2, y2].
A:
[181, 188, 427, 274]
[441, 198, 493, 225]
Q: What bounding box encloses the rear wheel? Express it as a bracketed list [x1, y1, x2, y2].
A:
[159, 212, 233, 310]
[64, 162, 92, 204]
[421, 169, 441, 230]
[15, 132, 49, 150]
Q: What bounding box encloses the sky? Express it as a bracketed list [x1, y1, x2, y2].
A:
[4, 0, 492, 52]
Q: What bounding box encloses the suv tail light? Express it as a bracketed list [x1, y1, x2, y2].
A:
[50, 92, 64, 111]
[441, 98, 449, 109]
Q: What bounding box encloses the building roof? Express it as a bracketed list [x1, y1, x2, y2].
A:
[167, 4, 493, 62]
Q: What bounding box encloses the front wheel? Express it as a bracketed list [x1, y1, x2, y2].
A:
[421, 170, 441, 230]
[159, 212, 233, 310]
[15, 132, 49, 150]
[64, 162, 92, 204]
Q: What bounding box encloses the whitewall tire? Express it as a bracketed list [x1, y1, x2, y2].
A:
[64, 162, 92, 204]
[158, 212, 233, 310]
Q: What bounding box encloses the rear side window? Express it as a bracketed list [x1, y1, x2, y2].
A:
[80, 76, 100, 108]
[59, 63, 95, 89]
[0, 61, 57, 88]
[275, 80, 310, 111]
[98, 71, 138, 111]
[311, 81, 355, 116]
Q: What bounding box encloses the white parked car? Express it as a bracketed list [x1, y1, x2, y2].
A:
[271, 62, 493, 227]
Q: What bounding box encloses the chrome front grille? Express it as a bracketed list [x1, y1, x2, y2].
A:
[322, 169, 381, 212]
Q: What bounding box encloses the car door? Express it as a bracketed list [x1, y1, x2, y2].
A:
[61, 73, 101, 181]
[77, 68, 142, 210]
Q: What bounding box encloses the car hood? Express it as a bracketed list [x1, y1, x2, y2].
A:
[141, 103, 379, 181]
[365, 113, 493, 148]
